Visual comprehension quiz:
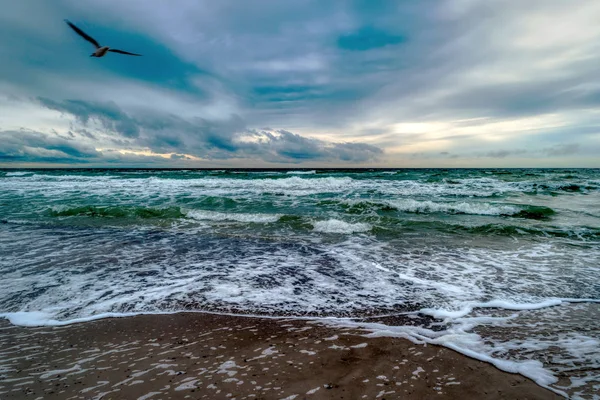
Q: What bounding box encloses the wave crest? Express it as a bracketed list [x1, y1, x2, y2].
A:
[47, 205, 185, 219]
[344, 199, 555, 219]
[312, 219, 372, 234]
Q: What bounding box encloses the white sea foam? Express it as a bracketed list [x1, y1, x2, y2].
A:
[185, 210, 281, 223]
[312, 219, 372, 234]
[1, 311, 143, 327]
[2, 230, 597, 325]
[4, 311, 62, 326]
[420, 299, 565, 320]
[286, 170, 316, 175]
[379, 199, 520, 216]
[5, 171, 32, 177]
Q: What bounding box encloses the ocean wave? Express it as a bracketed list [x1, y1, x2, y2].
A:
[195, 196, 239, 208]
[312, 219, 372, 233]
[2, 173, 509, 198]
[276, 215, 314, 230]
[47, 205, 185, 219]
[368, 219, 600, 240]
[344, 199, 555, 219]
[511, 205, 556, 219]
[185, 209, 281, 223]
[286, 170, 316, 175]
[459, 223, 599, 239]
[4, 171, 33, 177]
[183, 176, 357, 196]
[5, 172, 598, 203]
[28, 173, 118, 182]
[514, 180, 600, 194]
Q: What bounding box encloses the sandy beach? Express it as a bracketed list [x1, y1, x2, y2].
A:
[0, 313, 560, 400]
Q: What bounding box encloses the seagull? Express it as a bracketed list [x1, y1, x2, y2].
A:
[65, 20, 142, 57]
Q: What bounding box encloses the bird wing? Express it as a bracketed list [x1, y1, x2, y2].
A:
[65, 20, 101, 48]
[108, 49, 142, 56]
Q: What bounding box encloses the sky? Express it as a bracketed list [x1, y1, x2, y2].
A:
[1, 0, 600, 168]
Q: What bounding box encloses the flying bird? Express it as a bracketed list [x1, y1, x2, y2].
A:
[65, 20, 142, 57]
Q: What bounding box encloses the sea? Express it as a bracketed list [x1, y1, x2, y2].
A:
[0, 168, 598, 398]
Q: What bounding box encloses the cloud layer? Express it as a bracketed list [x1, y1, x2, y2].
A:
[1, 0, 599, 166]
[24, 97, 382, 164]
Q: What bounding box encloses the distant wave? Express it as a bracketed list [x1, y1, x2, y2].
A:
[4, 171, 33, 177]
[342, 199, 555, 219]
[47, 205, 185, 219]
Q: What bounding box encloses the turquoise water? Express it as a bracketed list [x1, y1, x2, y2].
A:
[1, 168, 599, 397]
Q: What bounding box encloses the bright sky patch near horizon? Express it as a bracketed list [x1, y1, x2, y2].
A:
[1, 0, 599, 168]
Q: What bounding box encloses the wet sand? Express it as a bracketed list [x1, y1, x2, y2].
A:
[0, 313, 561, 399]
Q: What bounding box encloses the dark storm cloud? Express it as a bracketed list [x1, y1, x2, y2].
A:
[0, 130, 101, 163]
[38, 98, 140, 138]
[170, 153, 191, 160]
[34, 97, 383, 164]
[243, 129, 383, 163]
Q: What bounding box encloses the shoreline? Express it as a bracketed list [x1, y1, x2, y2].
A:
[0, 312, 561, 399]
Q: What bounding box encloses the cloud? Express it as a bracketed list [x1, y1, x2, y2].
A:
[485, 149, 528, 158]
[1, 0, 600, 166]
[0, 130, 101, 163]
[31, 96, 383, 164]
[242, 129, 383, 163]
[170, 153, 190, 160]
[38, 97, 140, 138]
[544, 143, 580, 156]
